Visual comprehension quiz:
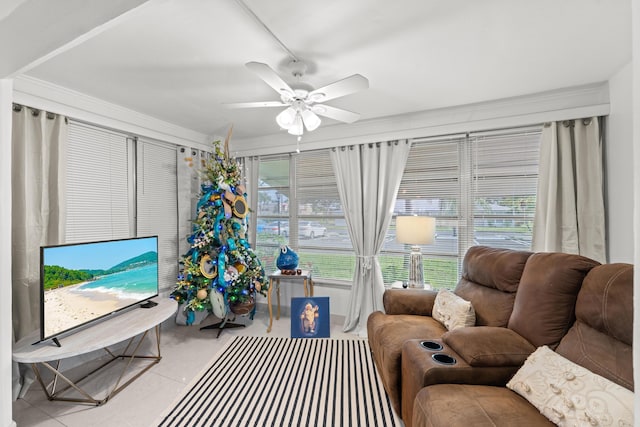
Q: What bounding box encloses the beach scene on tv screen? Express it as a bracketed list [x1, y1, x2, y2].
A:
[43, 238, 158, 339]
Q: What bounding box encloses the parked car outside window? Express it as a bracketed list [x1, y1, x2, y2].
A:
[299, 221, 326, 239]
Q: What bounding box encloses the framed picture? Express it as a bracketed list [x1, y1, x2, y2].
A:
[291, 296, 330, 338]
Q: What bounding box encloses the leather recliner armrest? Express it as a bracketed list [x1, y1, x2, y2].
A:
[443, 326, 536, 367]
[383, 288, 438, 315]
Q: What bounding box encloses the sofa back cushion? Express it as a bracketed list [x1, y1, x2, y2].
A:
[507, 252, 600, 348]
[555, 263, 633, 390]
[454, 246, 533, 327]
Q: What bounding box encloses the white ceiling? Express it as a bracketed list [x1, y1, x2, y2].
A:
[7, 0, 633, 143]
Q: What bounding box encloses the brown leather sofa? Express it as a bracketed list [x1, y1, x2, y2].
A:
[367, 246, 601, 424]
[412, 262, 633, 426]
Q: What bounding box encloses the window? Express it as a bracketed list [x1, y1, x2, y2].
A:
[66, 122, 132, 242]
[251, 126, 541, 287]
[380, 135, 463, 289]
[468, 129, 541, 254]
[254, 151, 353, 281]
[254, 155, 290, 270]
[380, 127, 541, 289]
[66, 122, 179, 292]
[136, 138, 179, 292]
[295, 150, 353, 281]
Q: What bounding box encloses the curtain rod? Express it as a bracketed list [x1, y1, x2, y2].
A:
[244, 123, 543, 159]
[12, 103, 62, 120]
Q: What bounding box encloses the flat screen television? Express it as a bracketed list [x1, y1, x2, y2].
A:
[40, 236, 159, 343]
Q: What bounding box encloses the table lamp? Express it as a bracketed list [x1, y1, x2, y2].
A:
[396, 216, 435, 288]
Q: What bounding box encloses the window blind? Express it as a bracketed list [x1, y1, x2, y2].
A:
[381, 127, 541, 289]
[255, 155, 290, 272]
[295, 150, 354, 281]
[381, 136, 463, 288]
[466, 128, 541, 256]
[136, 139, 178, 292]
[65, 121, 131, 243]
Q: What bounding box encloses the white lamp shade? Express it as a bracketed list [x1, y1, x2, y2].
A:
[396, 216, 435, 245]
[287, 114, 304, 136]
[301, 109, 321, 131]
[276, 107, 297, 129]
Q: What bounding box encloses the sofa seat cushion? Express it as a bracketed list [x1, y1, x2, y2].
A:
[413, 384, 554, 427]
[443, 326, 536, 367]
[367, 311, 447, 414]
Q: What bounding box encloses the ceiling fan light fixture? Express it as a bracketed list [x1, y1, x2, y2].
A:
[287, 113, 304, 136]
[239, 61, 368, 140]
[301, 109, 321, 131]
[276, 107, 297, 129]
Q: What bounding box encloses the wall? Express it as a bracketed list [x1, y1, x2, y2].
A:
[631, 0, 639, 418]
[0, 80, 16, 427]
[606, 62, 634, 263]
[13, 76, 211, 150]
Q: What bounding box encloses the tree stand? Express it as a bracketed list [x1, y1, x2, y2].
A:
[200, 315, 245, 338]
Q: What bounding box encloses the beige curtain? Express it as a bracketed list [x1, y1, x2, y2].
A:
[532, 117, 606, 262]
[330, 140, 411, 335]
[12, 104, 68, 398]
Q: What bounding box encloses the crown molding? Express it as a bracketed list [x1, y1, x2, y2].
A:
[232, 81, 610, 157]
[13, 75, 212, 150]
[11, 75, 610, 156]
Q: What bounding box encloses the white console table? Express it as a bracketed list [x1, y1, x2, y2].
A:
[13, 298, 177, 406]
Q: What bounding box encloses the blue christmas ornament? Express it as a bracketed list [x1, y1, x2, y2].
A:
[217, 251, 226, 287]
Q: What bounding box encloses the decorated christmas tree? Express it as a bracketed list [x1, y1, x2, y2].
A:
[170, 135, 267, 326]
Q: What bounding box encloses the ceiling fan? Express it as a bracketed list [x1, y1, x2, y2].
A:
[224, 61, 369, 138]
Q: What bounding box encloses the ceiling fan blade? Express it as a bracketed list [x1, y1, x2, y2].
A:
[311, 104, 361, 124]
[308, 74, 369, 103]
[245, 61, 295, 97]
[222, 101, 288, 109]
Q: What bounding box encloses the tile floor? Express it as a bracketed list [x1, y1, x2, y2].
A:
[11, 305, 358, 427]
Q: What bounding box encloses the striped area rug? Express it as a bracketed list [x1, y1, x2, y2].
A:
[157, 336, 401, 427]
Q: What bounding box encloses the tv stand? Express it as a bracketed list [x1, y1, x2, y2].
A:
[140, 300, 158, 308]
[13, 298, 177, 406]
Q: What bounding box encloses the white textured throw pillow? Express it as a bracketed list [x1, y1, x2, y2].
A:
[507, 345, 634, 427]
[432, 289, 475, 330]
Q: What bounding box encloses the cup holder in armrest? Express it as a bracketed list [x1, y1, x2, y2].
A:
[431, 353, 457, 365]
[420, 340, 443, 351]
